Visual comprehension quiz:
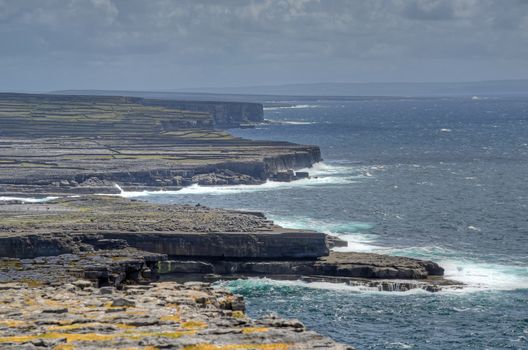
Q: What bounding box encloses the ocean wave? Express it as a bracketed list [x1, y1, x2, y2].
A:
[331, 237, 383, 253]
[273, 213, 528, 291]
[101, 184, 181, 198]
[218, 262, 528, 295]
[379, 246, 528, 291]
[439, 260, 528, 292]
[263, 104, 320, 111]
[300, 162, 378, 177]
[108, 177, 357, 198]
[110, 163, 365, 198]
[171, 176, 358, 196]
[265, 119, 317, 125]
[0, 196, 59, 203]
[271, 217, 374, 234]
[216, 277, 430, 296]
[270, 215, 380, 253]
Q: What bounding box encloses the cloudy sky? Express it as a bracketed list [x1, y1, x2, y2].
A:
[1, 0, 527, 91]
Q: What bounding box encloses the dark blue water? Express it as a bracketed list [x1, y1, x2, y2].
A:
[143, 96, 528, 349]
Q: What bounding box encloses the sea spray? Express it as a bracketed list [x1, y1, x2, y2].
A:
[269, 215, 380, 253]
[107, 163, 366, 199]
[264, 104, 321, 111]
[0, 196, 59, 203]
[107, 183, 181, 198]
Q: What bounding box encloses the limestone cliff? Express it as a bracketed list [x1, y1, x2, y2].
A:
[144, 99, 264, 127]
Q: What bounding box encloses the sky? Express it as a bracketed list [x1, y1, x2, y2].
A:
[1, 0, 528, 91]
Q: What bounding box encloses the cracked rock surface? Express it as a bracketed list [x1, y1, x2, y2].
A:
[0, 281, 352, 350]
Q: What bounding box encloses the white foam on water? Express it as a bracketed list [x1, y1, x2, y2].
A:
[264, 104, 320, 111]
[381, 245, 528, 292]
[299, 162, 376, 177]
[108, 164, 364, 198]
[388, 342, 414, 349]
[0, 196, 59, 203]
[270, 214, 381, 253]
[439, 260, 528, 292]
[106, 183, 181, 198]
[219, 277, 432, 296]
[222, 262, 528, 295]
[175, 176, 358, 195]
[265, 213, 528, 293]
[381, 245, 459, 260]
[332, 236, 383, 253]
[265, 120, 317, 125]
[270, 215, 373, 233]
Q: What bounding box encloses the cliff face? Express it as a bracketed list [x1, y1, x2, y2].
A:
[103, 231, 329, 260]
[143, 99, 264, 127]
[263, 147, 322, 177]
[51, 90, 266, 128]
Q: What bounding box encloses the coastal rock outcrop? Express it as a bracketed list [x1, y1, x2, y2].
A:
[0, 281, 352, 349]
[0, 197, 453, 293]
[0, 92, 320, 195]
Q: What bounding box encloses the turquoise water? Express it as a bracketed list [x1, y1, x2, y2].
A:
[138, 96, 527, 349]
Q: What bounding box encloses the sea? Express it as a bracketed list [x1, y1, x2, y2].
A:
[133, 96, 527, 349]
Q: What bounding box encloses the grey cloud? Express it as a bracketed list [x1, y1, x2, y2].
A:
[400, 0, 458, 20]
[0, 0, 527, 90]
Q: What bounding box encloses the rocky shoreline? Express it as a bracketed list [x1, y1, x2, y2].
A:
[0, 92, 320, 196]
[0, 92, 460, 349]
[1, 196, 455, 291]
[0, 195, 458, 349]
[0, 196, 458, 350]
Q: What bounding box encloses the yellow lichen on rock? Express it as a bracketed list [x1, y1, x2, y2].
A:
[183, 343, 290, 350]
[0, 320, 28, 328]
[159, 314, 181, 323]
[181, 320, 208, 329]
[241, 327, 270, 334]
[42, 332, 117, 342]
[53, 344, 74, 350]
[0, 281, 344, 349]
[231, 310, 245, 318]
[124, 330, 197, 340]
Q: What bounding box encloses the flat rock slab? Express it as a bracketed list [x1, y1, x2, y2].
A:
[316, 252, 445, 277]
[0, 281, 352, 349]
[0, 196, 328, 260]
[0, 196, 280, 235]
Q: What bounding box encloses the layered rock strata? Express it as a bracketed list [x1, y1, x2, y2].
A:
[0, 197, 452, 292]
